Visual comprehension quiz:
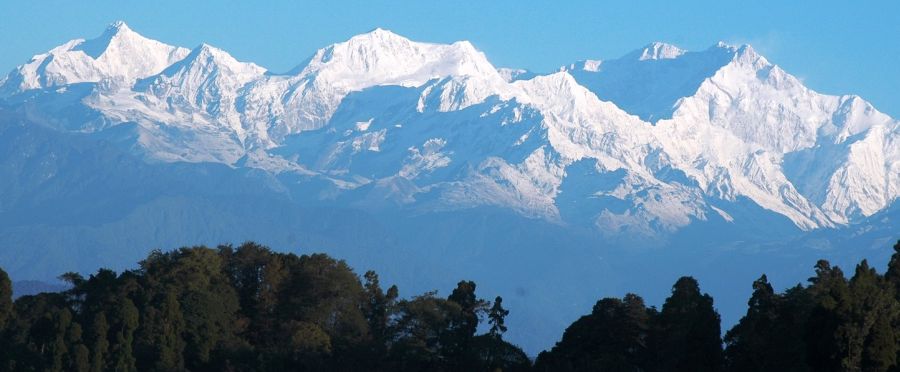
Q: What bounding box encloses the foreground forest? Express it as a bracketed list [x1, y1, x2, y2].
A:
[0, 240, 899, 371]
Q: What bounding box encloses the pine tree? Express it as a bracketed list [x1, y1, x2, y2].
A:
[656, 276, 724, 372]
[805, 259, 849, 372]
[448, 280, 488, 340]
[534, 293, 652, 372]
[488, 296, 509, 339]
[363, 271, 390, 343]
[884, 240, 900, 297]
[862, 310, 898, 372]
[724, 275, 811, 371]
[447, 280, 488, 368]
[845, 260, 899, 371]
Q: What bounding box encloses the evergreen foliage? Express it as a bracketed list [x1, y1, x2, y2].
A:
[0, 242, 526, 371]
[536, 240, 900, 372]
[1, 239, 899, 371]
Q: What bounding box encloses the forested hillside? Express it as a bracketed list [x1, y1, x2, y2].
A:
[1, 240, 899, 371]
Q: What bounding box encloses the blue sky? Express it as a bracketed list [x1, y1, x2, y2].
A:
[1, 0, 897, 116]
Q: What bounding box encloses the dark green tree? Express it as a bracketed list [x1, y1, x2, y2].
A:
[270, 253, 369, 370]
[220, 242, 286, 345]
[108, 297, 139, 372]
[655, 276, 723, 372]
[725, 275, 810, 371]
[88, 312, 110, 372]
[65, 320, 90, 372]
[0, 268, 10, 371]
[0, 267, 11, 330]
[141, 247, 242, 369]
[388, 291, 463, 370]
[362, 270, 398, 366]
[471, 334, 532, 372]
[535, 293, 652, 372]
[883, 240, 900, 295]
[845, 260, 899, 371]
[488, 295, 510, 338]
[805, 260, 850, 372]
[448, 282, 488, 343]
[47, 308, 73, 372]
[135, 290, 186, 371]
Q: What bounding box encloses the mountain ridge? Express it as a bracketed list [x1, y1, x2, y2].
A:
[0, 22, 896, 234]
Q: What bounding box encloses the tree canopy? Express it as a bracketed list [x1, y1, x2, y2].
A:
[0, 243, 527, 371]
[1, 239, 899, 371]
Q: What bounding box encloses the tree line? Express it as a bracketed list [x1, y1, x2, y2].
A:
[535, 240, 900, 372]
[0, 243, 528, 371]
[0, 240, 897, 371]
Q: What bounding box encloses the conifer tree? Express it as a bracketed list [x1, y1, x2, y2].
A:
[448, 280, 487, 340]
[884, 240, 900, 297]
[488, 296, 509, 339]
[534, 293, 653, 371]
[845, 260, 899, 371]
[363, 271, 389, 343]
[656, 276, 723, 372]
[724, 275, 811, 371]
[806, 260, 849, 372]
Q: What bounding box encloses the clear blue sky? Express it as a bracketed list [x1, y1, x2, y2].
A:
[1, 0, 897, 117]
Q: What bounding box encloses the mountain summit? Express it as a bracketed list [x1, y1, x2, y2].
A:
[635, 41, 687, 61]
[0, 21, 189, 95]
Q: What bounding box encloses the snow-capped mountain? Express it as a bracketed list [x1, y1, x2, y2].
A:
[0, 21, 189, 95]
[1, 22, 896, 235]
[0, 21, 897, 355]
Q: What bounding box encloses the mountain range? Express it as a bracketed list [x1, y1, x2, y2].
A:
[0, 22, 897, 353]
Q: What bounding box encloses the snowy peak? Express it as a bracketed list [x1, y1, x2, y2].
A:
[72, 20, 138, 58]
[497, 68, 536, 82]
[565, 41, 733, 122]
[0, 21, 189, 95]
[634, 42, 686, 61]
[565, 59, 603, 72]
[173, 43, 266, 78]
[352, 27, 413, 48]
[247, 28, 510, 134]
[295, 28, 501, 88]
[723, 43, 769, 67]
[517, 71, 583, 98]
[135, 42, 266, 122]
[513, 71, 592, 111]
[139, 43, 265, 96]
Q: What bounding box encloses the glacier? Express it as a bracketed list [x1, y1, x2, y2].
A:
[0, 22, 897, 354]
